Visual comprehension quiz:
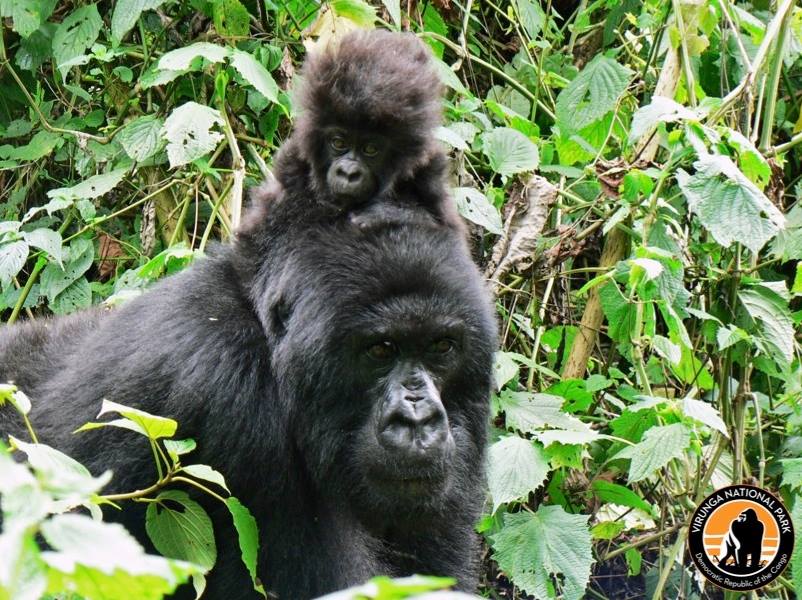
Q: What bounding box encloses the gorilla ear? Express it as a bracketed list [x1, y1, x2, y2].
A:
[270, 299, 293, 338]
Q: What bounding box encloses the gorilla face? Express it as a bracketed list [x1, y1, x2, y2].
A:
[264, 225, 496, 518]
[321, 127, 389, 205]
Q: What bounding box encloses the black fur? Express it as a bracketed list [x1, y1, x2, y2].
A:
[0, 219, 497, 599]
[254, 30, 464, 233]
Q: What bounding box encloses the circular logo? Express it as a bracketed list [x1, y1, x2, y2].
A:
[689, 484, 794, 591]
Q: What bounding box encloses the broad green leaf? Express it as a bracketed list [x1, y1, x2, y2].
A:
[514, 0, 545, 39]
[146, 490, 216, 571]
[230, 50, 279, 104]
[725, 128, 771, 188]
[52, 5, 102, 78]
[0, 240, 29, 286]
[681, 398, 728, 436]
[77, 399, 178, 440]
[716, 324, 749, 350]
[591, 480, 653, 514]
[40, 238, 93, 302]
[625, 548, 642, 576]
[676, 154, 784, 253]
[738, 285, 796, 365]
[0, 0, 56, 38]
[42, 514, 197, 598]
[9, 436, 110, 498]
[614, 423, 691, 482]
[331, 0, 377, 26]
[158, 42, 229, 71]
[453, 187, 503, 234]
[164, 439, 197, 463]
[117, 116, 165, 162]
[49, 277, 91, 315]
[486, 436, 549, 511]
[0, 384, 32, 416]
[780, 458, 802, 491]
[497, 391, 597, 442]
[0, 130, 62, 161]
[490, 507, 593, 600]
[482, 127, 539, 177]
[493, 351, 520, 391]
[555, 55, 632, 132]
[591, 521, 625, 540]
[181, 465, 230, 493]
[628, 96, 698, 144]
[226, 497, 266, 597]
[47, 168, 128, 202]
[651, 334, 681, 365]
[21, 228, 62, 266]
[380, 0, 400, 27]
[430, 57, 468, 95]
[212, 0, 250, 36]
[162, 102, 225, 168]
[434, 126, 468, 150]
[111, 0, 165, 44]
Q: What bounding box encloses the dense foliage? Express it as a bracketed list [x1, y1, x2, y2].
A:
[1, 0, 802, 598]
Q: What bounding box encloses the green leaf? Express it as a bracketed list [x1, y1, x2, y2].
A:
[555, 55, 632, 132]
[493, 351, 520, 391]
[614, 423, 691, 482]
[76, 399, 178, 440]
[164, 439, 197, 464]
[0, 130, 62, 161]
[42, 513, 197, 599]
[628, 96, 698, 144]
[230, 50, 279, 104]
[514, 0, 545, 39]
[9, 436, 110, 497]
[47, 168, 128, 202]
[162, 102, 225, 168]
[591, 480, 653, 514]
[226, 497, 266, 597]
[780, 458, 802, 491]
[738, 285, 796, 366]
[716, 324, 750, 350]
[591, 521, 625, 540]
[681, 398, 728, 436]
[49, 277, 91, 315]
[486, 436, 550, 511]
[111, 0, 165, 44]
[21, 228, 62, 266]
[490, 506, 593, 600]
[146, 490, 216, 571]
[0, 384, 32, 416]
[117, 116, 165, 162]
[430, 57, 468, 95]
[52, 5, 102, 78]
[625, 547, 642, 576]
[676, 154, 784, 253]
[0, 240, 29, 286]
[0, 0, 56, 38]
[331, 0, 377, 26]
[651, 334, 680, 365]
[212, 0, 250, 36]
[158, 42, 229, 71]
[40, 238, 94, 302]
[497, 391, 597, 442]
[453, 187, 502, 234]
[181, 465, 230, 493]
[482, 127, 539, 177]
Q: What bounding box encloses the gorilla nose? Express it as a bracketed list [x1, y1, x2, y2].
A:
[335, 163, 363, 183]
[377, 394, 452, 456]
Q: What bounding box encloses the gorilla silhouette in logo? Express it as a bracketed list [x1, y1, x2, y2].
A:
[718, 508, 764, 570]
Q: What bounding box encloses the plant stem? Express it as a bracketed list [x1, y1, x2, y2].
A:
[758, 13, 790, 151]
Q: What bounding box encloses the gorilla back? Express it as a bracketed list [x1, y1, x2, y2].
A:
[0, 221, 497, 599]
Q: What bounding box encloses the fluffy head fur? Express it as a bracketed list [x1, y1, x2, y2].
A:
[272, 30, 445, 199]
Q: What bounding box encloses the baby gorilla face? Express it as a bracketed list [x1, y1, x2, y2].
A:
[323, 127, 388, 205]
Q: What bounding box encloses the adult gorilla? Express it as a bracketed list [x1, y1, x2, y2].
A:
[0, 217, 497, 598]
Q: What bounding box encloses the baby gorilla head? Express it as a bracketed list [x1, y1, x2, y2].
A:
[291, 30, 444, 206]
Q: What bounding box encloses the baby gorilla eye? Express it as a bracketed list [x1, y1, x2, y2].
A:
[330, 135, 348, 152]
[430, 339, 455, 354]
[367, 340, 396, 360]
[361, 141, 380, 157]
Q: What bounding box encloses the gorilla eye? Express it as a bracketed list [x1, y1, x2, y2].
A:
[367, 341, 396, 360]
[430, 339, 455, 354]
[330, 136, 348, 152]
[362, 142, 380, 157]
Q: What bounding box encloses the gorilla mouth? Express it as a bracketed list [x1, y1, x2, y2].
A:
[369, 471, 449, 498]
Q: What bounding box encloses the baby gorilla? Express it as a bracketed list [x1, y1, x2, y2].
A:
[253, 29, 463, 233]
